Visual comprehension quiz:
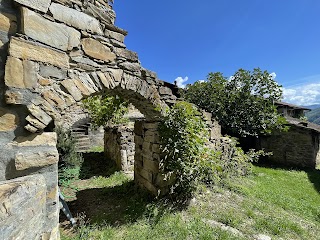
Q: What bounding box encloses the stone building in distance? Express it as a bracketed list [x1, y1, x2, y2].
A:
[258, 102, 320, 169]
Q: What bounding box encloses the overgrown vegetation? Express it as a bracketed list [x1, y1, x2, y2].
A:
[184, 68, 288, 137]
[55, 126, 83, 187]
[60, 165, 320, 240]
[82, 95, 129, 129]
[158, 101, 256, 196]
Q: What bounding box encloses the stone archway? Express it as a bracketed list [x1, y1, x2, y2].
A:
[0, 1, 178, 239]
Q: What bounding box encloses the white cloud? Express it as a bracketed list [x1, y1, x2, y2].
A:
[282, 83, 320, 106]
[174, 76, 189, 88]
[228, 75, 235, 81]
[269, 72, 277, 80]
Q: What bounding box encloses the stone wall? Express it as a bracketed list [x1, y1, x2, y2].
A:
[104, 122, 135, 171]
[258, 124, 320, 169]
[0, 0, 180, 238]
[0, 175, 48, 240]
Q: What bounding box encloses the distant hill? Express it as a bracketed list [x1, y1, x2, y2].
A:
[306, 107, 320, 125]
[303, 104, 320, 110]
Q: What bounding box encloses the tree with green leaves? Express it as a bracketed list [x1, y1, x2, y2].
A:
[82, 95, 129, 129]
[184, 68, 287, 137]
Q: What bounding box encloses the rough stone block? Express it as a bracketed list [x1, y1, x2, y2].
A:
[22, 7, 81, 51]
[105, 29, 125, 43]
[159, 86, 173, 95]
[40, 64, 67, 80]
[0, 108, 19, 132]
[12, 132, 57, 147]
[27, 104, 52, 126]
[4, 57, 24, 88]
[14, 0, 51, 13]
[0, 174, 46, 240]
[5, 90, 24, 105]
[42, 90, 66, 110]
[15, 148, 59, 170]
[9, 37, 69, 68]
[49, 3, 103, 35]
[113, 48, 138, 62]
[0, 12, 17, 33]
[143, 158, 159, 173]
[61, 79, 83, 101]
[82, 38, 116, 62]
[26, 115, 46, 129]
[73, 79, 91, 96]
[23, 60, 38, 89]
[85, 2, 116, 25]
[135, 173, 158, 196]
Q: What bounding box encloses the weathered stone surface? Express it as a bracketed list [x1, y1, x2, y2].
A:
[82, 38, 116, 62]
[15, 149, 59, 170]
[12, 132, 57, 147]
[143, 158, 159, 173]
[27, 104, 52, 125]
[70, 55, 101, 68]
[119, 62, 141, 72]
[26, 115, 47, 129]
[5, 90, 24, 105]
[38, 77, 52, 86]
[23, 60, 38, 88]
[9, 37, 69, 68]
[0, 12, 17, 33]
[37, 98, 61, 121]
[105, 29, 125, 43]
[110, 38, 126, 48]
[24, 124, 38, 133]
[4, 57, 39, 89]
[114, 48, 138, 62]
[42, 90, 66, 110]
[159, 86, 173, 95]
[0, 108, 18, 131]
[61, 79, 83, 101]
[0, 175, 46, 240]
[13, 0, 51, 13]
[40, 64, 67, 80]
[73, 79, 91, 96]
[49, 3, 103, 35]
[85, 2, 116, 25]
[53, 86, 76, 107]
[4, 57, 24, 88]
[22, 7, 81, 51]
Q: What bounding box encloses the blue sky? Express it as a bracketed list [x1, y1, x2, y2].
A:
[113, 1, 320, 106]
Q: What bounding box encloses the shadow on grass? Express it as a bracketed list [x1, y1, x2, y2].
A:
[65, 180, 151, 226]
[79, 152, 118, 180]
[62, 180, 190, 227]
[307, 169, 320, 194]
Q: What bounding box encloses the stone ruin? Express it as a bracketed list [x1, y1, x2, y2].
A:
[0, 1, 227, 239]
[0, 0, 191, 239]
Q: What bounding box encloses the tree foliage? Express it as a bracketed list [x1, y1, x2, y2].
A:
[184, 68, 287, 137]
[82, 95, 129, 129]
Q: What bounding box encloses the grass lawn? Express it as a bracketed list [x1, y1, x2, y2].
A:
[60, 163, 320, 240]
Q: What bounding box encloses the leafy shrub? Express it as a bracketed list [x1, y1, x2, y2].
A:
[159, 101, 260, 196]
[55, 126, 83, 185]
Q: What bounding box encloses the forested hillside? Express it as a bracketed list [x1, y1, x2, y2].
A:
[306, 107, 320, 124]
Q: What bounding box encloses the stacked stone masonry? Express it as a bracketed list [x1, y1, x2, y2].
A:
[0, 0, 179, 238]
